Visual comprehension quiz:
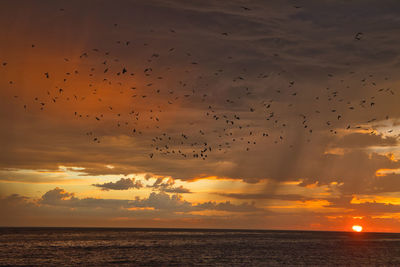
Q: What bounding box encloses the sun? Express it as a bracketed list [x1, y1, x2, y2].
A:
[352, 225, 363, 232]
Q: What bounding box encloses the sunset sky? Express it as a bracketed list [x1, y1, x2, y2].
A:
[2, 0, 400, 232]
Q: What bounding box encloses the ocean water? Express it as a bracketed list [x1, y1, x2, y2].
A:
[1, 228, 400, 266]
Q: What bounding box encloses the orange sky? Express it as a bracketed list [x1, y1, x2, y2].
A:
[2, 0, 400, 232]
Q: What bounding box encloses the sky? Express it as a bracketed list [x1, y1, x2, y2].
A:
[1, 0, 400, 232]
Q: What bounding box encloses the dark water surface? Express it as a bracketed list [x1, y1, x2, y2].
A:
[1, 227, 400, 266]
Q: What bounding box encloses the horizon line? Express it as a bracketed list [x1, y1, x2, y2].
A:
[0, 226, 398, 234]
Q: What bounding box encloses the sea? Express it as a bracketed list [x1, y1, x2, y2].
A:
[0, 228, 400, 266]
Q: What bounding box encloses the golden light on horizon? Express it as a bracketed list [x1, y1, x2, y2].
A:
[352, 225, 363, 232]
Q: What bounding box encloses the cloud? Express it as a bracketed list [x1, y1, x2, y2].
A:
[332, 133, 398, 149]
[36, 187, 259, 213]
[325, 195, 400, 216]
[132, 191, 192, 212]
[194, 201, 262, 213]
[216, 192, 317, 201]
[92, 178, 143, 191]
[296, 151, 400, 195]
[2, 0, 400, 184]
[2, 187, 400, 231]
[2, 0, 400, 230]
[39, 187, 76, 205]
[146, 177, 191, 193]
[164, 185, 191, 194]
[1, 193, 31, 205]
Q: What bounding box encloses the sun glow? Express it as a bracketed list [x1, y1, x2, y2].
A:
[352, 225, 363, 232]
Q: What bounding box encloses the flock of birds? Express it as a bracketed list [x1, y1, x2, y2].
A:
[2, 5, 397, 161]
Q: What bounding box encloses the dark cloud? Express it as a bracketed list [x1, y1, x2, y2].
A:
[296, 151, 400, 194]
[1, 0, 400, 229]
[195, 201, 263, 213]
[92, 177, 143, 191]
[216, 192, 318, 201]
[146, 177, 191, 193]
[39, 187, 76, 205]
[332, 133, 398, 149]
[326, 195, 400, 216]
[164, 186, 191, 194]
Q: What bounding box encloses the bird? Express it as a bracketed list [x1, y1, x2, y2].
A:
[355, 32, 363, 40]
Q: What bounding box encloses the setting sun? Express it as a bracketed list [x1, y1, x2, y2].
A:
[352, 225, 363, 232]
